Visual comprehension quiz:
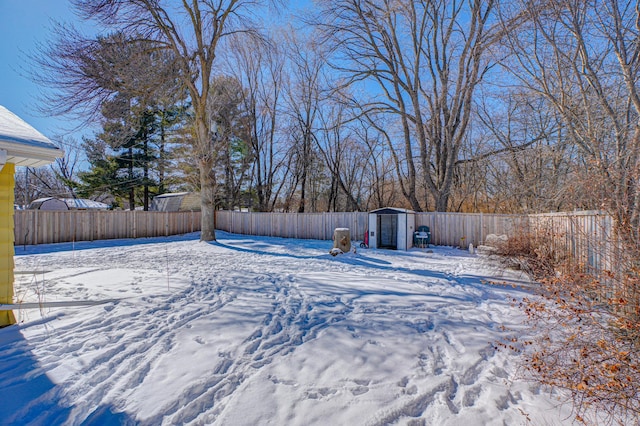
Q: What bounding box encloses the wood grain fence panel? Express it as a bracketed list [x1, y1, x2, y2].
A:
[14, 211, 201, 245]
[528, 211, 612, 274]
[14, 209, 618, 275]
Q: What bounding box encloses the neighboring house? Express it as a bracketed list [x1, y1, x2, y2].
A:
[151, 192, 201, 212]
[27, 197, 109, 210]
[0, 106, 63, 326]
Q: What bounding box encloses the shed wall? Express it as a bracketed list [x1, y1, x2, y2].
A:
[397, 213, 407, 250]
[368, 214, 377, 249]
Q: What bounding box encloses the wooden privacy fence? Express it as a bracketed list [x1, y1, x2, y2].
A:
[528, 211, 615, 275]
[216, 210, 614, 273]
[215, 210, 369, 241]
[15, 209, 614, 274]
[14, 210, 201, 245]
[414, 212, 529, 247]
[216, 210, 531, 247]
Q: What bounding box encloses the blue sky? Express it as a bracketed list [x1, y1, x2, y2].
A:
[0, 0, 92, 141]
[0, 1, 306, 145]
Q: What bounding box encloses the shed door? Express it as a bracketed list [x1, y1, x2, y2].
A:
[377, 214, 397, 249]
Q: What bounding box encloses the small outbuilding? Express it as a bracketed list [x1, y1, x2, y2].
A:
[27, 197, 109, 211]
[27, 197, 67, 211]
[0, 105, 63, 325]
[367, 207, 416, 250]
[151, 192, 201, 212]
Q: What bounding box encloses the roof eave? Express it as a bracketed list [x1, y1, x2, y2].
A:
[0, 140, 64, 168]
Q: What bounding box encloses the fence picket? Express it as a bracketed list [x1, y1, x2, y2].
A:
[14, 210, 202, 245]
[16, 209, 615, 275]
[216, 210, 613, 273]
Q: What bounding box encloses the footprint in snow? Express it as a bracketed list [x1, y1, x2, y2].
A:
[462, 385, 482, 407]
[350, 385, 369, 396]
[305, 387, 337, 400]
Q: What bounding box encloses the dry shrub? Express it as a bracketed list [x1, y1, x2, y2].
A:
[493, 228, 566, 280]
[497, 231, 640, 425]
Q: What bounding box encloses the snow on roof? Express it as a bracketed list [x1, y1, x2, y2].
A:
[27, 197, 109, 210]
[0, 105, 63, 167]
[153, 192, 191, 198]
[61, 198, 109, 210]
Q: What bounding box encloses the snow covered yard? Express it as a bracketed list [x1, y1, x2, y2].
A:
[1, 232, 572, 425]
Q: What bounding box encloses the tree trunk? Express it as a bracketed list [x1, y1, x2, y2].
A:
[158, 118, 166, 195]
[195, 111, 216, 241]
[435, 192, 449, 212]
[128, 146, 135, 211]
[199, 156, 217, 241]
[298, 165, 307, 213]
[143, 138, 149, 211]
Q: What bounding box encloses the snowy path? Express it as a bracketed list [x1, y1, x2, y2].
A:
[0, 232, 571, 425]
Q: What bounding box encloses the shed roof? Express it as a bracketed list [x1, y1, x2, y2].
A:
[28, 197, 109, 210]
[370, 207, 415, 214]
[151, 192, 200, 212]
[61, 198, 109, 210]
[28, 197, 68, 210]
[0, 105, 64, 167]
[153, 192, 191, 199]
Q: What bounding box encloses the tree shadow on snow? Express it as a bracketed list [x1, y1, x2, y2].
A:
[212, 234, 534, 298]
[0, 323, 136, 425]
[14, 232, 201, 256]
[210, 240, 322, 260]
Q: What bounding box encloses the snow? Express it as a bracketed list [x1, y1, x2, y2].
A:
[1, 231, 573, 425]
[0, 105, 56, 149]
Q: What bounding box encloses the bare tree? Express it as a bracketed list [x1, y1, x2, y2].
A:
[313, 94, 371, 212]
[355, 121, 401, 210]
[283, 30, 325, 213]
[14, 136, 83, 207]
[472, 90, 574, 213]
[68, 0, 271, 240]
[224, 34, 290, 212]
[501, 0, 640, 241]
[496, 2, 640, 422]
[207, 75, 253, 210]
[315, 0, 500, 211]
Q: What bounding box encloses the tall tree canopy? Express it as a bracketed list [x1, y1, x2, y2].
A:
[49, 0, 272, 240]
[315, 0, 499, 211]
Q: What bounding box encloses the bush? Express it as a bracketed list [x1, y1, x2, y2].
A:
[492, 229, 565, 280]
[497, 232, 640, 425]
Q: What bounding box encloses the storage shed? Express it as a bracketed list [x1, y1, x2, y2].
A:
[367, 207, 415, 250]
[0, 105, 63, 326]
[27, 197, 67, 210]
[27, 197, 109, 211]
[151, 192, 201, 212]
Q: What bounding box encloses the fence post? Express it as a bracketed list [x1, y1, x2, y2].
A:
[33, 210, 39, 245]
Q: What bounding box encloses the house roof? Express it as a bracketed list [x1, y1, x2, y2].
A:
[0, 105, 64, 167]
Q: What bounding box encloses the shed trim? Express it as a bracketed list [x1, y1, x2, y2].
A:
[369, 207, 415, 214]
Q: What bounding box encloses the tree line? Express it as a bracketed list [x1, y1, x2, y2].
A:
[20, 0, 640, 245]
